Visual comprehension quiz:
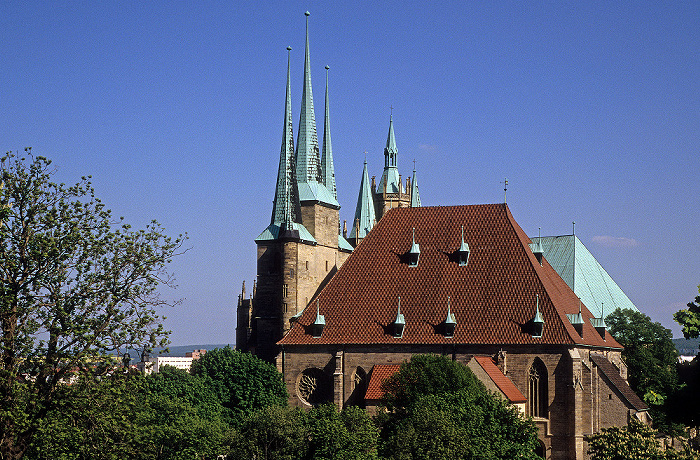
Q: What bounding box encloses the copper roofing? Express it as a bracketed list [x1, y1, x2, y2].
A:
[472, 356, 527, 403]
[279, 204, 622, 348]
[364, 364, 401, 400]
[590, 353, 648, 411]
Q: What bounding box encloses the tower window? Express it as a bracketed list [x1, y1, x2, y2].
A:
[283, 284, 288, 298]
[305, 260, 309, 270]
[325, 260, 328, 271]
[283, 303, 288, 313]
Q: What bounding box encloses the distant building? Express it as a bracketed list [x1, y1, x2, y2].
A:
[138, 350, 206, 374]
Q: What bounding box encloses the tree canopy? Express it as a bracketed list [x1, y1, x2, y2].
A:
[0, 154, 183, 459]
[377, 354, 539, 460]
[189, 346, 287, 425]
[674, 285, 700, 340]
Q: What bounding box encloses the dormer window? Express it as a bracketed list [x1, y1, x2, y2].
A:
[531, 228, 544, 265]
[312, 301, 325, 338]
[590, 317, 607, 340]
[407, 228, 420, 267]
[531, 294, 544, 338]
[393, 297, 405, 338]
[566, 300, 584, 337]
[444, 296, 457, 338]
[458, 226, 470, 267]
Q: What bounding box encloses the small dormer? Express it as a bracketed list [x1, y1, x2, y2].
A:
[530, 227, 544, 265]
[458, 226, 470, 267]
[444, 296, 457, 338]
[393, 297, 405, 338]
[566, 300, 584, 337]
[531, 294, 544, 338]
[590, 317, 607, 339]
[312, 301, 325, 338]
[407, 228, 420, 267]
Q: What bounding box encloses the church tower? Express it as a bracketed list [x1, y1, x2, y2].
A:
[244, 12, 352, 363]
[373, 115, 412, 218]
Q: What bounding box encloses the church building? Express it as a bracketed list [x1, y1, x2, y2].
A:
[236, 12, 648, 460]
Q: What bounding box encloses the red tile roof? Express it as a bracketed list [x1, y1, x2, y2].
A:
[589, 354, 648, 411]
[472, 356, 527, 403]
[364, 364, 401, 400]
[279, 204, 621, 348]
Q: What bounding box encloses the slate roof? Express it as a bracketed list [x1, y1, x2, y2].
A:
[364, 364, 401, 400]
[531, 235, 638, 318]
[279, 204, 622, 348]
[472, 356, 527, 403]
[590, 353, 648, 411]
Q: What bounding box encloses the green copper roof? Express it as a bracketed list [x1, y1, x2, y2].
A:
[530, 235, 639, 317]
[295, 12, 338, 208]
[320, 66, 337, 200]
[410, 168, 421, 207]
[255, 222, 317, 244]
[271, 47, 301, 226]
[377, 116, 403, 194]
[338, 234, 354, 252]
[349, 160, 376, 240]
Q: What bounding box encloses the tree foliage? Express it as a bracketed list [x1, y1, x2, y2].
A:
[0, 154, 183, 459]
[606, 308, 679, 431]
[228, 403, 379, 460]
[586, 419, 698, 460]
[377, 354, 539, 460]
[189, 346, 287, 425]
[675, 285, 700, 340]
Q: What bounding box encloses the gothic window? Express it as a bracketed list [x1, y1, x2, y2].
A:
[282, 284, 288, 298]
[297, 368, 331, 406]
[528, 358, 548, 418]
[350, 367, 368, 407]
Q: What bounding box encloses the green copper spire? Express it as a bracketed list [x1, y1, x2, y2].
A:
[410, 166, 421, 207]
[349, 159, 376, 241]
[295, 12, 338, 208]
[321, 65, 337, 199]
[271, 46, 301, 226]
[256, 46, 315, 245]
[378, 114, 403, 194]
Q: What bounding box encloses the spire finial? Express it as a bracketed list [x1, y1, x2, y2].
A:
[502, 177, 508, 203]
[413, 158, 416, 172]
[572, 221, 576, 236]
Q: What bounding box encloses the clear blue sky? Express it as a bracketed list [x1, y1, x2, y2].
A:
[3, 1, 699, 344]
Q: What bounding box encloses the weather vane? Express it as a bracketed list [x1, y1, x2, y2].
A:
[501, 178, 508, 203]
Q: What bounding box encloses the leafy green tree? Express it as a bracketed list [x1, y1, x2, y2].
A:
[227, 405, 308, 460]
[135, 366, 229, 459]
[305, 404, 379, 460]
[377, 354, 539, 460]
[606, 308, 680, 432]
[0, 154, 183, 459]
[675, 285, 700, 340]
[586, 419, 698, 460]
[24, 371, 141, 460]
[190, 346, 287, 425]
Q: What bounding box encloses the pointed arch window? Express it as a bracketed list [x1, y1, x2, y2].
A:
[528, 358, 548, 418]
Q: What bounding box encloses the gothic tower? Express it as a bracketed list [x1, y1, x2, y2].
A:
[244, 12, 352, 363]
[373, 115, 412, 218]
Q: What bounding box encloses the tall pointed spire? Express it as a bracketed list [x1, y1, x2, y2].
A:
[321, 65, 336, 199]
[295, 11, 338, 208]
[349, 159, 376, 242]
[410, 165, 421, 207]
[377, 114, 403, 194]
[271, 46, 300, 226]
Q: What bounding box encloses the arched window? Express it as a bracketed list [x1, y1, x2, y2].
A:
[529, 358, 548, 418]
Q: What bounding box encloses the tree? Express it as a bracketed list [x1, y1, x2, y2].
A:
[674, 285, 700, 340]
[227, 405, 308, 460]
[586, 419, 698, 460]
[377, 354, 539, 460]
[305, 404, 379, 460]
[0, 154, 183, 459]
[606, 308, 680, 432]
[189, 346, 287, 425]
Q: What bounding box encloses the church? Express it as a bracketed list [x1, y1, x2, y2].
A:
[236, 12, 648, 460]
